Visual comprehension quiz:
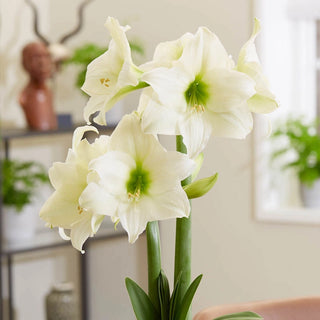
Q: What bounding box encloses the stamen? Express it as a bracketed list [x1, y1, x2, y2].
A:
[77, 205, 86, 214]
[128, 188, 141, 201]
[100, 78, 110, 87]
[192, 104, 205, 113]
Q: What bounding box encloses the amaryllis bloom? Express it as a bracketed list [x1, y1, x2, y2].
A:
[139, 27, 256, 158]
[81, 112, 195, 243]
[40, 126, 109, 252]
[236, 18, 278, 113]
[140, 32, 193, 71]
[82, 17, 143, 125]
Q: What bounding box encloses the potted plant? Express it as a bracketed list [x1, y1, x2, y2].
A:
[271, 118, 320, 207]
[1, 159, 49, 243]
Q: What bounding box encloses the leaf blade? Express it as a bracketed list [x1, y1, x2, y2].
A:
[213, 311, 263, 320]
[176, 274, 202, 320]
[125, 277, 159, 320]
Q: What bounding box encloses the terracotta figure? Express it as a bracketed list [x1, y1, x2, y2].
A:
[19, 42, 57, 131]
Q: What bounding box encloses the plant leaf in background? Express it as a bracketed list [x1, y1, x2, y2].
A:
[176, 274, 203, 320]
[1, 159, 49, 212]
[158, 270, 170, 320]
[271, 118, 320, 187]
[212, 311, 263, 320]
[183, 173, 218, 199]
[125, 277, 160, 320]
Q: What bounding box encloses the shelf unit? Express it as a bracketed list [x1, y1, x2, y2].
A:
[0, 125, 123, 320]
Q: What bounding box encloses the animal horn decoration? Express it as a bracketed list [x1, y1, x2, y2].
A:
[25, 0, 94, 65]
[25, 0, 49, 45]
[59, 0, 94, 44]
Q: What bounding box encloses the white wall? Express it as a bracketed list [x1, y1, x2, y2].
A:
[2, 0, 320, 319]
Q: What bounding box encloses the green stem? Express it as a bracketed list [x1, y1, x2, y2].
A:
[174, 135, 192, 318]
[146, 221, 161, 312]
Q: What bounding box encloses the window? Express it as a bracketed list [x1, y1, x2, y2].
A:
[254, 0, 320, 224]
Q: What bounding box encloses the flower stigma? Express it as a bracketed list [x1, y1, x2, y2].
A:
[126, 163, 150, 201]
[184, 74, 209, 113]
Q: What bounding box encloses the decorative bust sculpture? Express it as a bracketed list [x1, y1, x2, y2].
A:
[19, 42, 57, 131]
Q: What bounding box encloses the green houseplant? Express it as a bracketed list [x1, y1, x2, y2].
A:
[2, 158, 49, 212]
[1, 159, 49, 242]
[271, 118, 320, 207]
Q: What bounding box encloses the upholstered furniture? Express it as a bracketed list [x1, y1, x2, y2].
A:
[193, 296, 320, 320]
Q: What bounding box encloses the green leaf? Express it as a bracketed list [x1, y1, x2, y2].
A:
[176, 274, 203, 320]
[169, 272, 183, 320]
[125, 277, 159, 320]
[191, 153, 204, 182]
[183, 173, 218, 199]
[158, 270, 170, 320]
[213, 311, 263, 320]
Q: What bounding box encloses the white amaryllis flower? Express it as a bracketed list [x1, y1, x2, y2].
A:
[81, 112, 195, 243]
[139, 27, 256, 158]
[236, 18, 278, 113]
[140, 32, 193, 71]
[81, 17, 143, 125]
[40, 126, 110, 252]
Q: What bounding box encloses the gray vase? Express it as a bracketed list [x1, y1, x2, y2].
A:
[300, 179, 320, 208]
[45, 282, 78, 320]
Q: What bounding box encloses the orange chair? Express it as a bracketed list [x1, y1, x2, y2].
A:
[193, 297, 320, 320]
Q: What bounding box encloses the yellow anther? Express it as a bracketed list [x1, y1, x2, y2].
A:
[77, 205, 86, 214]
[193, 104, 205, 113]
[100, 78, 110, 87]
[128, 189, 141, 201]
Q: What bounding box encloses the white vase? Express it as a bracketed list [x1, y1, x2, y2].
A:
[300, 179, 320, 208]
[2, 205, 38, 244]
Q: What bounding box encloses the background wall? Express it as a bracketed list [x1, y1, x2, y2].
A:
[1, 0, 320, 319]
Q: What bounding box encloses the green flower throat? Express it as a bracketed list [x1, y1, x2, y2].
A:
[126, 163, 150, 200]
[184, 75, 209, 112]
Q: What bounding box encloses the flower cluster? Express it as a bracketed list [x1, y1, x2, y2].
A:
[40, 17, 277, 252]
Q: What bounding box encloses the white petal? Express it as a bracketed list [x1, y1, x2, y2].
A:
[40, 190, 82, 228]
[178, 112, 212, 158]
[48, 162, 86, 194]
[141, 67, 190, 111]
[140, 32, 194, 71]
[72, 125, 98, 150]
[144, 150, 194, 194]
[79, 182, 119, 216]
[104, 17, 131, 60]
[237, 19, 278, 114]
[178, 27, 203, 76]
[70, 213, 103, 253]
[141, 189, 190, 221]
[139, 90, 180, 135]
[90, 150, 134, 195]
[81, 50, 119, 96]
[204, 68, 255, 112]
[238, 18, 261, 68]
[199, 26, 235, 70]
[59, 228, 71, 240]
[207, 108, 253, 139]
[118, 202, 148, 243]
[247, 93, 279, 114]
[109, 113, 161, 161]
[83, 95, 107, 124]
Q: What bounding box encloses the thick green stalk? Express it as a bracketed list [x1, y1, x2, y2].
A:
[174, 135, 192, 318]
[146, 221, 161, 312]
